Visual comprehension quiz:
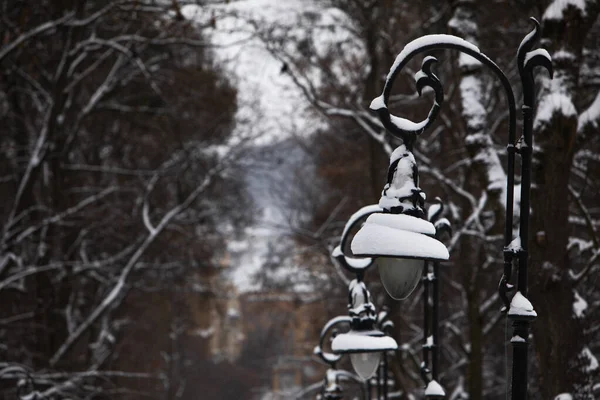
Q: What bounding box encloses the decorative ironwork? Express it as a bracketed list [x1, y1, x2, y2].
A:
[371, 17, 552, 400]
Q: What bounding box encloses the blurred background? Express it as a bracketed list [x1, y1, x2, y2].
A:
[0, 0, 599, 399]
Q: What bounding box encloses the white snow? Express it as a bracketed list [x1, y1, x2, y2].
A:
[567, 237, 593, 253]
[351, 222, 449, 260]
[370, 95, 385, 110]
[524, 48, 552, 69]
[379, 145, 422, 211]
[581, 346, 598, 372]
[193, 326, 215, 339]
[365, 213, 436, 235]
[331, 331, 398, 352]
[507, 236, 522, 253]
[390, 115, 430, 132]
[424, 335, 434, 348]
[511, 335, 526, 343]
[578, 90, 600, 133]
[554, 394, 573, 400]
[508, 291, 537, 318]
[386, 34, 481, 86]
[425, 379, 445, 396]
[553, 50, 576, 61]
[572, 291, 587, 318]
[339, 204, 383, 246]
[465, 133, 507, 193]
[332, 245, 373, 270]
[227, 307, 240, 318]
[534, 92, 577, 129]
[458, 53, 482, 71]
[460, 75, 486, 131]
[543, 0, 587, 21]
[427, 203, 442, 222]
[370, 94, 431, 131]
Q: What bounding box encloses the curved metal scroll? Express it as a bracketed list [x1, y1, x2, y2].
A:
[371, 18, 551, 311]
[313, 315, 352, 367]
[370, 32, 519, 308]
[371, 34, 517, 153]
[331, 204, 382, 275]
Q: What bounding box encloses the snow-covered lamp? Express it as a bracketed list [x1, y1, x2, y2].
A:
[351, 147, 449, 300]
[425, 379, 446, 399]
[331, 279, 397, 380]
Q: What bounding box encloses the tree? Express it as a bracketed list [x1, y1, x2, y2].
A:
[0, 0, 252, 398]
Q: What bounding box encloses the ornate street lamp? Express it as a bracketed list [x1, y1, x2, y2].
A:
[312, 316, 367, 400]
[330, 206, 398, 382]
[331, 278, 398, 380]
[356, 17, 551, 400]
[350, 87, 450, 299]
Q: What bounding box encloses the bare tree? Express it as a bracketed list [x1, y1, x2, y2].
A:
[0, 1, 253, 398]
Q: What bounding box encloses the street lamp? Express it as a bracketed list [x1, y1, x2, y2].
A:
[356, 17, 551, 400]
[330, 206, 398, 382]
[331, 278, 398, 380]
[351, 209, 449, 300]
[311, 315, 367, 400]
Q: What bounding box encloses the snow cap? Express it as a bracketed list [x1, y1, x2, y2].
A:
[331, 330, 398, 354]
[351, 213, 449, 261]
[425, 379, 445, 397]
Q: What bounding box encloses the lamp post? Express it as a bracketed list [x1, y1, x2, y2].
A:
[312, 316, 367, 400]
[421, 198, 451, 399]
[330, 203, 449, 399]
[330, 205, 398, 396]
[352, 18, 551, 400]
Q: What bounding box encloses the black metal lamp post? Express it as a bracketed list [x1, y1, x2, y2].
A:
[330, 206, 399, 389]
[331, 203, 450, 399]
[421, 199, 451, 399]
[359, 17, 552, 400]
[312, 315, 367, 400]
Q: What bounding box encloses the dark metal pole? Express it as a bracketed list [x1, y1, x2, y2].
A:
[423, 261, 430, 376]
[432, 262, 440, 380]
[509, 19, 552, 400]
[376, 361, 382, 400]
[383, 352, 388, 399]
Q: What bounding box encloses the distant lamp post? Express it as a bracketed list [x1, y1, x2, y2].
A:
[330, 205, 398, 386]
[331, 278, 398, 380]
[313, 316, 367, 400]
[320, 369, 343, 400]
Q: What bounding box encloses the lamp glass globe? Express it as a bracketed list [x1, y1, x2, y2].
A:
[378, 257, 424, 300]
[350, 351, 381, 380]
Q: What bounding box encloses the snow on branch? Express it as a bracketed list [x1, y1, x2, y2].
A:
[48, 163, 222, 366]
[0, 12, 75, 63]
[543, 0, 588, 21]
[534, 92, 577, 130]
[577, 90, 600, 139]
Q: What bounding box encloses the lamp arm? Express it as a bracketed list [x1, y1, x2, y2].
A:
[331, 204, 382, 275]
[314, 315, 352, 367]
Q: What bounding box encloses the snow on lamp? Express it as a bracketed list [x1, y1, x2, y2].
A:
[331, 279, 397, 380]
[425, 379, 446, 399]
[351, 146, 449, 300]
